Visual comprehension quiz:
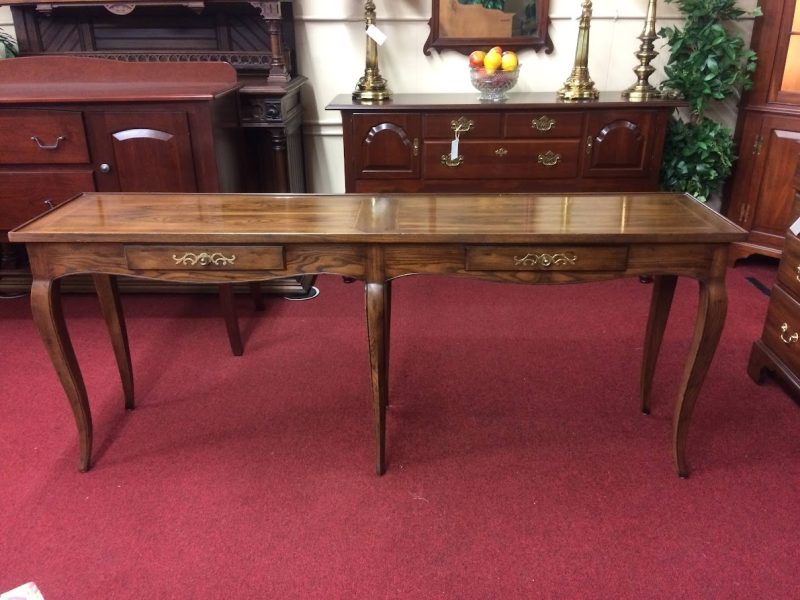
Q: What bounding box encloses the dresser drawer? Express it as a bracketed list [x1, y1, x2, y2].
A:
[125, 245, 285, 270]
[465, 245, 628, 271]
[0, 170, 95, 231]
[423, 140, 581, 179]
[761, 285, 800, 374]
[0, 110, 90, 165]
[776, 233, 800, 297]
[422, 113, 503, 139]
[504, 112, 585, 138]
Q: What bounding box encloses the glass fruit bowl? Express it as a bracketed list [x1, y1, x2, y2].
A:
[469, 66, 520, 102]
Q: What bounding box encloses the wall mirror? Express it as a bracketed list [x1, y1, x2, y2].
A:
[424, 0, 553, 55]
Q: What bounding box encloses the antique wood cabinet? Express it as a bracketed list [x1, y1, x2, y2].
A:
[0, 56, 242, 263]
[3, 0, 306, 195]
[725, 0, 800, 262]
[748, 165, 800, 394]
[327, 93, 681, 193]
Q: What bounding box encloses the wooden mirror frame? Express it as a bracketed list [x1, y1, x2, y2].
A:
[424, 0, 553, 56]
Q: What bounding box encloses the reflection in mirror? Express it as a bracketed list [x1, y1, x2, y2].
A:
[424, 0, 552, 55]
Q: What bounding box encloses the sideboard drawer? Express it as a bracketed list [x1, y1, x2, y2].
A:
[0, 110, 90, 165]
[424, 140, 580, 179]
[125, 245, 285, 270]
[504, 112, 585, 138]
[761, 284, 800, 374]
[776, 233, 800, 297]
[423, 113, 503, 139]
[465, 245, 628, 271]
[0, 170, 96, 231]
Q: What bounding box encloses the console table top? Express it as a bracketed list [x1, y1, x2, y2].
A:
[11, 192, 746, 244]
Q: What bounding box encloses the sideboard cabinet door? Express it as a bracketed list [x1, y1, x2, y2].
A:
[583, 110, 662, 183]
[86, 111, 199, 193]
[348, 113, 421, 181]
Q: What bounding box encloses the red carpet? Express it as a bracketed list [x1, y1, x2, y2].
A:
[1, 258, 798, 598]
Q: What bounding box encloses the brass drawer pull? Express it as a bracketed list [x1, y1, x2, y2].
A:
[441, 154, 464, 167]
[495, 147, 508, 157]
[31, 135, 66, 150]
[173, 251, 236, 267]
[450, 117, 474, 134]
[538, 151, 561, 167]
[513, 252, 577, 268]
[531, 116, 556, 131]
[795, 265, 800, 282]
[780, 322, 798, 344]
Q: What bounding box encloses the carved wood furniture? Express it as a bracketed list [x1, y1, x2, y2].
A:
[725, 0, 800, 263]
[327, 93, 682, 193]
[0, 55, 249, 352]
[9, 191, 746, 477]
[748, 164, 800, 394]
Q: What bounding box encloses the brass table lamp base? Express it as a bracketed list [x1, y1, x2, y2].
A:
[557, 0, 599, 102]
[622, 0, 661, 102]
[353, 1, 391, 102]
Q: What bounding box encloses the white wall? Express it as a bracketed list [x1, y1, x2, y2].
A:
[1, 1, 759, 193]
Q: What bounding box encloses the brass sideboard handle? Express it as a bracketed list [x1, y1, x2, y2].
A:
[538, 151, 561, 167]
[441, 154, 464, 167]
[173, 252, 236, 267]
[780, 322, 799, 344]
[495, 147, 508, 157]
[531, 116, 556, 131]
[451, 117, 474, 134]
[412, 138, 419, 157]
[513, 252, 577, 268]
[31, 135, 66, 150]
[795, 265, 800, 282]
[586, 136, 594, 154]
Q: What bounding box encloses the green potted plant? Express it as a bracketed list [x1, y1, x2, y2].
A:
[1, 29, 18, 58]
[658, 0, 760, 203]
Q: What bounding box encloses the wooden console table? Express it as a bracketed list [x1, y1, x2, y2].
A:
[9, 191, 746, 477]
[327, 93, 682, 193]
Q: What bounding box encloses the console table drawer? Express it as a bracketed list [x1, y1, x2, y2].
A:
[125, 245, 285, 270]
[504, 112, 585, 138]
[424, 140, 580, 179]
[465, 246, 628, 271]
[423, 113, 503, 139]
[0, 110, 90, 164]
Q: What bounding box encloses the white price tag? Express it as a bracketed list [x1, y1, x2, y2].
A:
[450, 138, 459, 161]
[366, 25, 387, 46]
[790, 216, 800, 236]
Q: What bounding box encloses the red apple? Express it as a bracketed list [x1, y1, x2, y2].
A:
[489, 46, 503, 55]
[469, 50, 486, 69]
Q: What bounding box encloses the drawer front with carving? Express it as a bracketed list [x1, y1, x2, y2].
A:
[465, 245, 629, 271]
[504, 112, 585, 138]
[0, 110, 90, 164]
[125, 245, 285, 270]
[776, 233, 800, 296]
[0, 170, 96, 230]
[761, 285, 800, 373]
[423, 140, 581, 179]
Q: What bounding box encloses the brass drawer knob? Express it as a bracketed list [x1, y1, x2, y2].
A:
[531, 116, 556, 132]
[441, 154, 464, 167]
[538, 151, 561, 167]
[495, 147, 508, 157]
[172, 252, 236, 267]
[780, 322, 798, 344]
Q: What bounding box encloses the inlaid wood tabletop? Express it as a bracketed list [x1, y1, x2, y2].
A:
[10, 191, 747, 478]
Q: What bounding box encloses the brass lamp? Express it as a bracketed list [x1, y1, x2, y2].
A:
[622, 0, 662, 101]
[558, 0, 599, 101]
[353, 0, 391, 101]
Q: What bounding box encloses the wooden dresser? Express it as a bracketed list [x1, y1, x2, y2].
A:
[0, 56, 243, 261]
[327, 93, 682, 193]
[748, 164, 800, 394]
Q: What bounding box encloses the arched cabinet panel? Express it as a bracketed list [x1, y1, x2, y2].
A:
[350, 114, 421, 180]
[584, 110, 659, 179]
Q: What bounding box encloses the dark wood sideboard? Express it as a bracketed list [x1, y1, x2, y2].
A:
[1, 0, 312, 295]
[327, 93, 682, 193]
